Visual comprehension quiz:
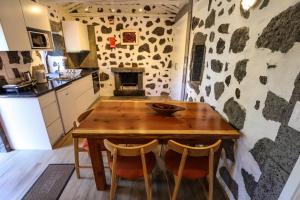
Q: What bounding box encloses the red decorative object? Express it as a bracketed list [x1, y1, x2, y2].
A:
[121, 30, 139, 45]
[109, 37, 116, 48]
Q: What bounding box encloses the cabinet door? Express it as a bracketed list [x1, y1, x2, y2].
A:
[62, 21, 90, 52]
[20, 0, 51, 31]
[0, 0, 31, 51]
[56, 86, 76, 133]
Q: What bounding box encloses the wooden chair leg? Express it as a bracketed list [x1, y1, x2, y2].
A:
[172, 175, 181, 200]
[172, 148, 187, 200]
[149, 175, 153, 200]
[110, 150, 118, 200]
[73, 138, 80, 178]
[208, 149, 214, 200]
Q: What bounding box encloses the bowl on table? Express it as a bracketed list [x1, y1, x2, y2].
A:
[147, 103, 186, 115]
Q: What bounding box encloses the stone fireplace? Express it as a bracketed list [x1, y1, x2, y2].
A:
[111, 67, 145, 96]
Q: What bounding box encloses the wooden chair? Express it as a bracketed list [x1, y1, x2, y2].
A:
[73, 109, 94, 178]
[104, 139, 159, 200]
[165, 140, 222, 200]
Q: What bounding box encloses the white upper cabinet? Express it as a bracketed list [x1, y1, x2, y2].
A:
[0, 0, 31, 51]
[0, 0, 51, 51]
[62, 21, 90, 52]
[20, 0, 51, 31]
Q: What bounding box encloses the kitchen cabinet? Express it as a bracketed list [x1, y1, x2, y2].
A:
[56, 85, 76, 133]
[0, 0, 31, 51]
[0, 0, 51, 51]
[62, 21, 90, 52]
[20, 0, 51, 31]
[0, 91, 64, 150]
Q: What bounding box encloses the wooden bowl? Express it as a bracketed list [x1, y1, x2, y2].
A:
[147, 103, 186, 115]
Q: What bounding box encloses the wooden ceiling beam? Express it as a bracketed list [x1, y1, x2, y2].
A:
[69, 12, 176, 18]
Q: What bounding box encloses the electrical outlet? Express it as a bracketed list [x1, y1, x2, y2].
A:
[288, 101, 300, 131]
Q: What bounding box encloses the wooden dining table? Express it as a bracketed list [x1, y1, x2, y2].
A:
[72, 101, 240, 190]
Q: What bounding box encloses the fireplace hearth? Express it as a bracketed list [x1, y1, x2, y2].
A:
[111, 67, 145, 96]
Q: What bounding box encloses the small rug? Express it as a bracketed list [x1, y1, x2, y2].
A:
[22, 164, 74, 200]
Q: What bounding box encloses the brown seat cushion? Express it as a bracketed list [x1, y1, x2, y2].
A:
[109, 152, 156, 180]
[165, 150, 209, 179]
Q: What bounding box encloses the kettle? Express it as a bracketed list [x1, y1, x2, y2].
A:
[35, 70, 47, 83]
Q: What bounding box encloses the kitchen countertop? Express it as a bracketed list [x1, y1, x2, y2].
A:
[0, 68, 99, 98]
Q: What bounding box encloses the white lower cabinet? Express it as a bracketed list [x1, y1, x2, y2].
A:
[56, 85, 76, 133]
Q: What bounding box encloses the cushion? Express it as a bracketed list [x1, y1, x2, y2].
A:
[165, 150, 209, 179]
[82, 139, 89, 151]
[109, 152, 156, 180]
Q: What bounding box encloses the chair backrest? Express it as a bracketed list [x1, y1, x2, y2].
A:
[104, 139, 158, 157]
[73, 109, 94, 128]
[167, 140, 222, 157]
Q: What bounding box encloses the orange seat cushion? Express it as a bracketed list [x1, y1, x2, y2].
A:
[82, 139, 89, 151]
[109, 152, 156, 180]
[165, 150, 209, 179]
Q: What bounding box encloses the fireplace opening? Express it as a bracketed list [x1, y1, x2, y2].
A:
[120, 73, 138, 90]
[111, 67, 145, 96]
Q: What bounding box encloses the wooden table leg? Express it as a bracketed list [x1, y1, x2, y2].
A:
[88, 138, 107, 190]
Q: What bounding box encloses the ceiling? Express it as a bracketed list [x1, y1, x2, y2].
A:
[41, 0, 189, 17]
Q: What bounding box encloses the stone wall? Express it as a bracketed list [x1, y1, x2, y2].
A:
[185, 0, 300, 199]
[71, 11, 174, 96]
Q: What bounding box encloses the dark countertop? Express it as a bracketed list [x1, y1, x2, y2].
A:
[0, 68, 99, 98]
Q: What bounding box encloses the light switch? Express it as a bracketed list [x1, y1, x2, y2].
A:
[288, 101, 300, 131]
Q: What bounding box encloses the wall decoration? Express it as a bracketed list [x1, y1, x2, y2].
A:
[109, 37, 116, 48]
[108, 15, 115, 25]
[121, 30, 139, 45]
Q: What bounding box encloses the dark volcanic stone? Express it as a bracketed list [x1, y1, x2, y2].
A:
[125, 53, 130, 58]
[165, 20, 174, 26]
[209, 48, 213, 53]
[153, 54, 161, 60]
[218, 24, 229, 34]
[219, 167, 238, 199]
[259, 0, 270, 9]
[167, 61, 172, 68]
[267, 63, 277, 69]
[21, 51, 33, 64]
[228, 4, 236, 15]
[209, 31, 215, 42]
[255, 100, 260, 110]
[188, 82, 200, 95]
[262, 91, 289, 122]
[240, 4, 250, 19]
[188, 97, 193, 102]
[50, 20, 62, 32]
[7, 51, 20, 64]
[144, 5, 151, 11]
[192, 17, 200, 30]
[208, 0, 213, 11]
[214, 82, 225, 100]
[225, 63, 229, 71]
[146, 83, 155, 89]
[146, 21, 153, 27]
[167, 29, 172, 34]
[230, 27, 249, 53]
[118, 62, 124, 68]
[97, 36, 102, 42]
[225, 75, 231, 86]
[205, 85, 211, 96]
[242, 168, 258, 198]
[99, 72, 109, 81]
[140, 36, 145, 40]
[116, 23, 123, 31]
[138, 43, 150, 53]
[256, 2, 300, 53]
[216, 38, 225, 54]
[234, 59, 249, 83]
[223, 139, 235, 162]
[259, 76, 268, 85]
[122, 17, 127, 22]
[252, 158, 289, 200]
[198, 20, 204, 28]
[137, 55, 145, 60]
[151, 65, 158, 69]
[211, 59, 223, 73]
[163, 84, 168, 89]
[109, 53, 116, 58]
[235, 88, 241, 99]
[163, 45, 173, 53]
[223, 97, 246, 130]
[101, 25, 112, 34]
[200, 96, 205, 102]
[159, 39, 166, 45]
[0, 56, 2, 70]
[250, 138, 275, 170]
[218, 8, 224, 16]
[152, 27, 165, 36]
[205, 9, 216, 28]
[148, 37, 157, 43]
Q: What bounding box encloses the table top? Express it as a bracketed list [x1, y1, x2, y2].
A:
[73, 101, 240, 139]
